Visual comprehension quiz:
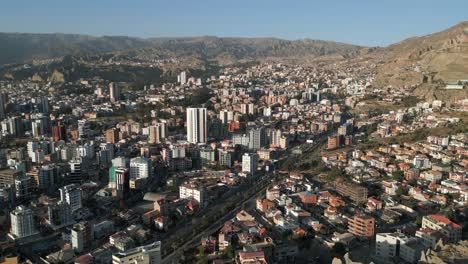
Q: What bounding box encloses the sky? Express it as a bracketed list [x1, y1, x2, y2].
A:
[0, 0, 467, 47]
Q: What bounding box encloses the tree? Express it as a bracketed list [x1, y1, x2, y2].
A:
[392, 171, 404, 182]
[332, 242, 347, 257]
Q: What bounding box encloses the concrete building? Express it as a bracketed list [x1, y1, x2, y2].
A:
[112, 241, 161, 264]
[242, 153, 259, 176]
[48, 201, 74, 229]
[248, 126, 267, 150]
[9, 206, 39, 239]
[59, 184, 82, 211]
[187, 108, 207, 144]
[179, 182, 205, 207]
[130, 157, 151, 179]
[348, 214, 375, 239]
[376, 232, 425, 264]
[336, 182, 368, 204]
[109, 82, 121, 102]
[72, 221, 93, 253]
[421, 214, 462, 243]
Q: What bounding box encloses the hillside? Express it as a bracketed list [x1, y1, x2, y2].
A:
[0, 33, 153, 65]
[373, 21, 468, 88]
[0, 33, 363, 66]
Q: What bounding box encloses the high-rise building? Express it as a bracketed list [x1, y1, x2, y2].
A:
[59, 184, 82, 211]
[52, 122, 67, 141]
[7, 116, 24, 137]
[248, 126, 267, 150]
[242, 153, 259, 176]
[219, 110, 234, 124]
[33, 96, 50, 114]
[9, 206, 39, 239]
[0, 183, 15, 209]
[98, 143, 114, 167]
[14, 174, 31, 200]
[187, 108, 207, 144]
[178, 71, 187, 85]
[348, 214, 375, 239]
[68, 159, 83, 184]
[148, 123, 167, 144]
[106, 128, 120, 144]
[38, 165, 59, 191]
[48, 201, 74, 229]
[78, 120, 92, 139]
[114, 167, 129, 198]
[130, 157, 151, 179]
[72, 221, 93, 253]
[112, 241, 162, 264]
[218, 148, 234, 168]
[109, 82, 121, 102]
[0, 169, 22, 185]
[200, 147, 216, 166]
[0, 93, 7, 120]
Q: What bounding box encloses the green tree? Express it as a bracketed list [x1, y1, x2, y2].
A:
[392, 171, 404, 182]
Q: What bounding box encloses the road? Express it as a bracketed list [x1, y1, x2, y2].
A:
[161, 176, 271, 264]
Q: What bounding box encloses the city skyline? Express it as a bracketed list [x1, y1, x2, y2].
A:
[0, 0, 467, 46]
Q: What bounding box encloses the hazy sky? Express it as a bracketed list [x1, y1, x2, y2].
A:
[1, 0, 467, 46]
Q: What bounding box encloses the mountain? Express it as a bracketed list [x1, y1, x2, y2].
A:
[0, 33, 363, 66]
[373, 21, 468, 88]
[0, 33, 154, 65]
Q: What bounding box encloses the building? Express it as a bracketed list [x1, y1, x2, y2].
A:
[48, 201, 74, 229]
[179, 183, 205, 207]
[200, 147, 216, 166]
[68, 159, 83, 184]
[178, 71, 187, 85]
[376, 233, 425, 264]
[0, 93, 7, 119]
[59, 184, 82, 211]
[106, 128, 120, 144]
[242, 153, 259, 176]
[109, 82, 121, 102]
[0, 169, 22, 185]
[9, 206, 39, 239]
[130, 157, 151, 179]
[112, 241, 161, 264]
[248, 126, 267, 150]
[114, 167, 130, 198]
[218, 148, 234, 168]
[327, 135, 344, 149]
[148, 123, 167, 144]
[348, 214, 375, 239]
[52, 122, 67, 141]
[421, 215, 462, 243]
[187, 108, 207, 144]
[237, 251, 267, 264]
[72, 222, 93, 253]
[335, 182, 368, 204]
[219, 109, 234, 124]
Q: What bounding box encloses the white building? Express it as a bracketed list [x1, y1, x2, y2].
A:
[59, 184, 82, 211]
[375, 232, 426, 264]
[130, 157, 151, 179]
[112, 241, 162, 264]
[242, 153, 259, 176]
[219, 109, 234, 124]
[9, 206, 39, 239]
[187, 108, 207, 144]
[179, 183, 205, 207]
